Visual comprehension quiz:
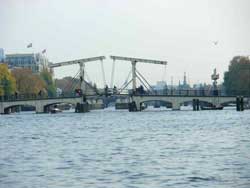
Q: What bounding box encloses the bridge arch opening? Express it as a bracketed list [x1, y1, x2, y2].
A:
[179, 100, 214, 107]
[43, 102, 75, 113]
[106, 96, 129, 108]
[220, 101, 236, 108]
[4, 104, 36, 114]
[139, 100, 172, 111]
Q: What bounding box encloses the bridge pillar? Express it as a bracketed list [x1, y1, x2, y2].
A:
[236, 97, 244, 111]
[36, 103, 44, 113]
[128, 101, 138, 112]
[0, 104, 3, 114]
[172, 102, 180, 111]
[192, 99, 200, 111]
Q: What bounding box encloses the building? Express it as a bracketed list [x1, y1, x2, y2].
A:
[155, 81, 167, 90]
[5, 53, 49, 73]
[0, 48, 4, 62]
[153, 81, 168, 94]
[178, 72, 190, 90]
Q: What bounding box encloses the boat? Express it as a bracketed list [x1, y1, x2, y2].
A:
[50, 108, 62, 113]
[201, 105, 223, 110]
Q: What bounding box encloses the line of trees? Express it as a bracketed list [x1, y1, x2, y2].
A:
[0, 64, 56, 97]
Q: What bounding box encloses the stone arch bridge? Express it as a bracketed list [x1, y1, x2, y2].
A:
[0, 96, 105, 114]
[131, 95, 237, 110]
[0, 94, 245, 114]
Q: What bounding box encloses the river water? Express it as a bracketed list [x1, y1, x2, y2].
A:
[0, 108, 250, 188]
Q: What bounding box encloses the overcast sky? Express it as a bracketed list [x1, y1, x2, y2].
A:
[1, 0, 250, 87]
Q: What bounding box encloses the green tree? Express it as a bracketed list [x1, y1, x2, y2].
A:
[223, 56, 250, 95]
[0, 64, 16, 96]
[40, 69, 56, 97]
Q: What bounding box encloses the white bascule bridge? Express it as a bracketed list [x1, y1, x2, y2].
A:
[0, 55, 246, 114]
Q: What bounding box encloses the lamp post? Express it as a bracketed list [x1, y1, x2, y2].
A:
[211, 68, 219, 96]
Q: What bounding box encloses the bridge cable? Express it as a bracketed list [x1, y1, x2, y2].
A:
[136, 74, 153, 94]
[68, 76, 81, 93]
[83, 69, 100, 95]
[62, 70, 80, 95]
[136, 70, 155, 93]
[67, 71, 80, 88]
[118, 79, 133, 94]
[119, 70, 132, 90]
[83, 79, 100, 95]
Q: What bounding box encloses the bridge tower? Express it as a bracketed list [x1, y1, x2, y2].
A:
[49, 56, 105, 112]
[50, 56, 105, 96]
[110, 56, 167, 93]
[110, 56, 167, 111]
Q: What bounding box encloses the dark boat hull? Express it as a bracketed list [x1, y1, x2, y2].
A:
[201, 106, 223, 110]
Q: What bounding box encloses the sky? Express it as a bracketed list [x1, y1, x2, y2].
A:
[1, 0, 250, 88]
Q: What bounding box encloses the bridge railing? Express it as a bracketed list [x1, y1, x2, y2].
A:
[0, 92, 81, 102]
[1, 89, 249, 102]
[131, 89, 250, 97]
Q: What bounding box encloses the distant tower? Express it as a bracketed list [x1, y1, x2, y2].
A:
[183, 72, 187, 86]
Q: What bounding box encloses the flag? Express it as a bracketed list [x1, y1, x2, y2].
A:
[42, 49, 46, 54]
[27, 43, 32, 48]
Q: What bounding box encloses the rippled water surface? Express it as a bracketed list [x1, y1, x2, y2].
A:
[0, 108, 250, 188]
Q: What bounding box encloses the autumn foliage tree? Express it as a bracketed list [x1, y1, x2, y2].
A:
[0, 64, 16, 96]
[12, 68, 45, 94]
[223, 56, 250, 95]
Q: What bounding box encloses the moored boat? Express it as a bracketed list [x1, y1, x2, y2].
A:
[50, 108, 62, 113]
[201, 106, 223, 110]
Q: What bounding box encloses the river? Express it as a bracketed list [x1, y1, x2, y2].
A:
[0, 108, 250, 188]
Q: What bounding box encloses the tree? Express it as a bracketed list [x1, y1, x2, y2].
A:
[40, 69, 56, 97]
[0, 64, 16, 96]
[12, 68, 45, 94]
[223, 56, 250, 95]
